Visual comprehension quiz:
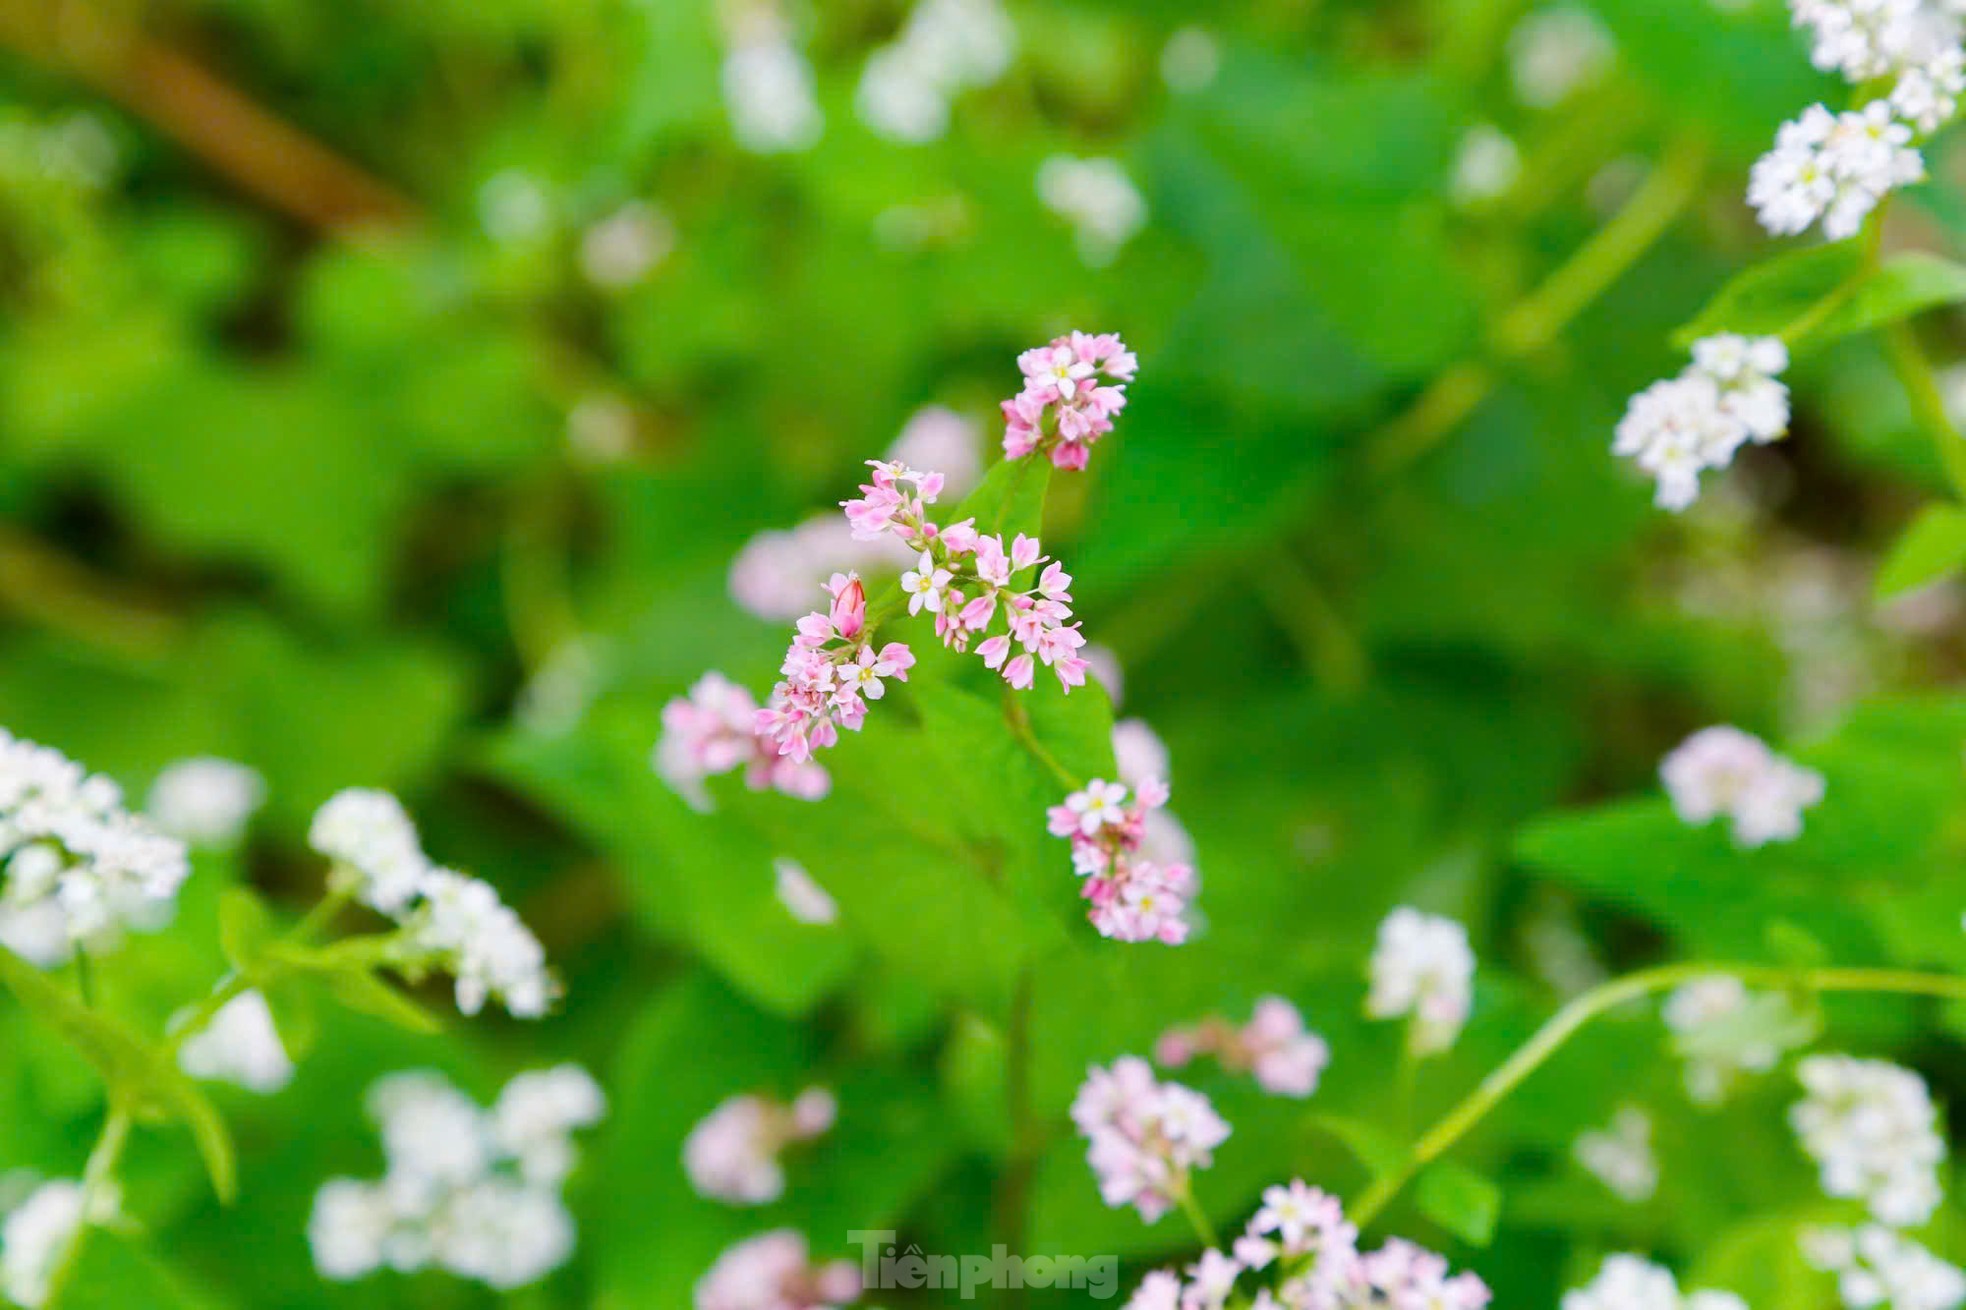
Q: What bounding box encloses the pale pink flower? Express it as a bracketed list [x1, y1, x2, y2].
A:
[683, 1088, 837, 1206]
[694, 1230, 861, 1310]
[657, 673, 830, 808]
[1072, 1057, 1229, 1223]
[1050, 777, 1198, 944]
[1004, 331, 1138, 469]
[1157, 997, 1330, 1099]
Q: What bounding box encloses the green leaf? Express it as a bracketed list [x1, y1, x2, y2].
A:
[312, 967, 443, 1036]
[215, 888, 275, 976]
[1414, 1159, 1502, 1247]
[1875, 504, 1966, 599]
[950, 454, 1052, 542]
[1310, 1113, 1410, 1178]
[1817, 252, 1966, 340]
[0, 946, 236, 1203]
[1672, 241, 1864, 349]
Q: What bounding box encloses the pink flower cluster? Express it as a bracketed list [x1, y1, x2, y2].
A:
[695, 1230, 860, 1310]
[657, 673, 830, 808]
[1124, 1181, 1491, 1310]
[683, 1088, 837, 1206]
[754, 572, 917, 764]
[842, 461, 1092, 692]
[1049, 778, 1196, 944]
[1071, 1057, 1230, 1224]
[1156, 997, 1331, 1099]
[1003, 332, 1137, 469]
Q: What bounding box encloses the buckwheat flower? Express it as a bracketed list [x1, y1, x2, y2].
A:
[1509, 6, 1616, 107]
[695, 1230, 862, 1310]
[1072, 1058, 1229, 1223]
[1692, 334, 1792, 442]
[856, 0, 1015, 143]
[1050, 778, 1198, 944]
[1660, 726, 1824, 847]
[721, 29, 823, 154]
[1127, 1270, 1185, 1310]
[1663, 974, 1812, 1104]
[1156, 997, 1331, 1099]
[887, 406, 984, 494]
[1792, 1055, 1946, 1227]
[658, 672, 831, 808]
[1574, 1106, 1660, 1202]
[773, 857, 837, 925]
[1005, 332, 1138, 468]
[1451, 125, 1523, 207]
[1037, 156, 1148, 267]
[478, 169, 553, 244]
[1893, 46, 1966, 132]
[176, 989, 294, 1094]
[580, 200, 674, 290]
[492, 1065, 607, 1188]
[145, 757, 265, 849]
[1803, 1225, 1966, 1310]
[309, 787, 430, 914]
[1367, 907, 1477, 1056]
[308, 1178, 393, 1281]
[431, 1177, 577, 1291]
[1563, 1254, 1746, 1310]
[1791, 0, 1955, 83]
[1613, 374, 1747, 511]
[1161, 27, 1222, 92]
[1, 1179, 113, 1309]
[684, 1088, 836, 1206]
[901, 551, 953, 615]
[1750, 102, 1925, 240]
[0, 728, 191, 968]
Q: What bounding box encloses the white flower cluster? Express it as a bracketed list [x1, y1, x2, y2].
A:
[308, 788, 556, 1018]
[683, 1087, 837, 1205]
[1750, 0, 1964, 239]
[1660, 726, 1826, 847]
[1036, 156, 1148, 267]
[856, 0, 1016, 144]
[1574, 1107, 1661, 1203]
[144, 757, 265, 849]
[1562, 1254, 1748, 1310]
[0, 728, 191, 968]
[309, 1067, 604, 1291]
[0, 1179, 106, 1309]
[720, 9, 823, 154]
[1792, 1055, 1946, 1227]
[1366, 907, 1476, 1056]
[1804, 1225, 1966, 1310]
[1662, 974, 1813, 1104]
[1614, 336, 1792, 511]
[177, 989, 295, 1094]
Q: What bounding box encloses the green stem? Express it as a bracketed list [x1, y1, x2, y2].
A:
[992, 966, 1040, 1307]
[1350, 962, 1966, 1229]
[41, 1104, 133, 1309]
[1173, 1175, 1221, 1250]
[1248, 552, 1368, 695]
[167, 887, 353, 1055]
[1881, 319, 1966, 501]
[1779, 207, 1890, 347]
[1002, 691, 1080, 792]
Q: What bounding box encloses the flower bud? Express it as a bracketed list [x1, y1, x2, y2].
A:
[830, 575, 866, 640]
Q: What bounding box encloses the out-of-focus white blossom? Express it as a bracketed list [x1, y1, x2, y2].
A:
[0, 728, 191, 968]
[1615, 336, 1791, 512]
[1750, 102, 1926, 240]
[1451, 125, 1523, 207]
[478, 169, 554, 244]
[1510, 7, 1616, 108]
[1161, 27, 1223, 93]
[1791, 0, 1961, 84]
[567, 393, 639, 464]
[1367, 907, 1476, 1056]
[0, 1179, 117, 1309]
[1563, 1254, 1747, 1310]
[145, 757, 264, 849]
[1574, 1107, 1660, 1202]
[1804, 1225, 1966, 1310]
[309, 1067, 603, 1291]
[721, 10, 823, 155]
[1037, 156, 1148, 267]
[1660, 726, 1824, 847]
[580, 201, 674, 290]
[773, 858, 838, 926]
[1663, 974, 1813, 1104]
[177, 990, 294, 1094]
[857, 0, 1015, 143]
[1792, 1055, 1946, 1228]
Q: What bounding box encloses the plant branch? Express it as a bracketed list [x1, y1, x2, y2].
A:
[40, 1102, 133, 1309]
[1349, 961, 1966, 1229]
[1882, 320, 1966, 501]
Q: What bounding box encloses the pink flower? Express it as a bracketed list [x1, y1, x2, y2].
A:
[1072, 1058, 1229, 1223]
[657, 673, 830, 808]
[694, 1230, 862, 1310]
[826, 574, 866, 641]
[1153, 997, 1330, 1099]
[1004, 654, 1035, 690]
[1002, 332, 1137, 470]
[682, 1088, 838, 1207]
[1051, 775, 1199, 945]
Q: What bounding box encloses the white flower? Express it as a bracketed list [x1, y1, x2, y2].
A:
[177, 990, 294, 1094]
[1663, 974, 1813, 1104]
[1793, 1055, 1946, 1227]
[477, 169, 552, 244]
[566, 393, 638, 465]
[901, 551, 953, 615]
[1691, 333, 1792, 443]
[1893, 46, 1966, 131]
[722, 37, 823, 154]
[1791, 0, 1958, 84]
[312, 1067, 602, 1291]
[1161, 27, 1222, 92]
[1037, 156, 1148, 267]
[309, 788, 429, 914]
[406, 868, 555, 1019]
[1450, 125, 1523, 207]
[856, 0, 1015, 142]
[579, 201, 673, 290]
[773, 857, 838, 925]
[0, 728, 191, 968]
[1804, 1224, 1966, 1310]
[1563, 1254, 1747, 1310]
[1509, 7, 1616, 108]
[1, 1181, 88, 1309]
[1660, 727, 1824, 847]
[1366, 908, 1477, 1056]
[1613, 374, 1749, 512]
[1750, 101, 1925, 241]
[1575, 1107, 1660, 1203]
[1064, 779, 1131, 837]
[145, 757, 264, 848]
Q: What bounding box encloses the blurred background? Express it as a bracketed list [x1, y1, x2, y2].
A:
[4, 0, 1966, 1305]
